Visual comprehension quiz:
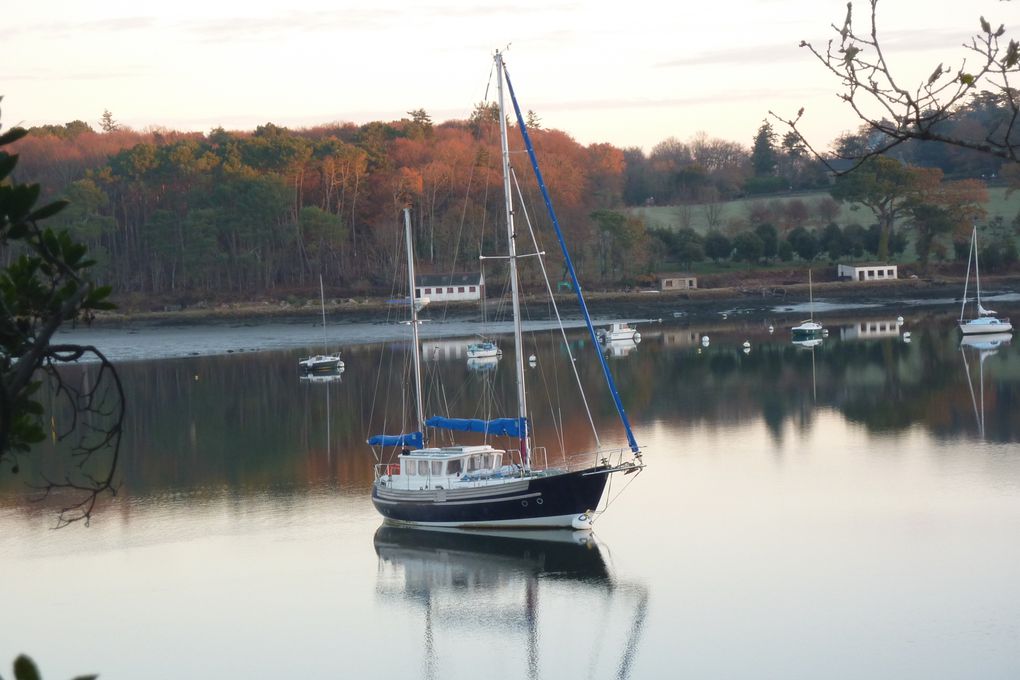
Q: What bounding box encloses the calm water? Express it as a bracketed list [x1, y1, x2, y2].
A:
[3, 308, 1020, 679]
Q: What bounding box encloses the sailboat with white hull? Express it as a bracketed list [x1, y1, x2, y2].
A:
[368, 52, 644, 530]
[959, 226, 1013, 335]
[791, 269, 825, 339]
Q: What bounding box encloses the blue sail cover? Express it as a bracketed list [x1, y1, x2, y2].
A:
[367, 431, 423, 448]
[426, 416, 526, 438]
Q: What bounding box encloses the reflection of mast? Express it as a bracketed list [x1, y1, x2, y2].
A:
[811, 345, 816, 402]
[373, 526, 648, 679]
[959, 333, 1011, 439]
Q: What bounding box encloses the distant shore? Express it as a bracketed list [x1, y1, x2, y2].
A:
[92, 273, 1020, 326]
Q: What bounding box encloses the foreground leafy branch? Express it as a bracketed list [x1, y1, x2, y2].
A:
[773, 0, 1019, 168]
[1, 100, 123, 526]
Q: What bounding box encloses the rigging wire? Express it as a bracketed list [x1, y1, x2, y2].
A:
[510, 166, 601, 448]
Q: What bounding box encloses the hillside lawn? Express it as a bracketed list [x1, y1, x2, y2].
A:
[629, 186, 1020, 276]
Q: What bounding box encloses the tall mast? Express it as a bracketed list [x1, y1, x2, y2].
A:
[974, 226, 982, 310]
[319, 274, 328, 352]
[808, 269, 814, 321]
[404, 208, 426, 444]
[495, 50, 530, 468]
[961, 227, 975, 322]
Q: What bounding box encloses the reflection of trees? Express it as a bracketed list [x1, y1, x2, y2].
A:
[631, 325, 1020, 443]
[11, 322, 1019, 510]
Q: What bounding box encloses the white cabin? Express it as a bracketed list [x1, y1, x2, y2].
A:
[415, 273, 484, 303]
[837, 263, 898, 282]
[379, 445, 514, 491]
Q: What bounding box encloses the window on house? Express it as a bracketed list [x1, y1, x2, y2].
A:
[888, 269, 894, 277]
[458, 287, 465, 293]
[447, 287, 454, 293]
[425, 288, 431, 294]
[469, 286, 476, 293]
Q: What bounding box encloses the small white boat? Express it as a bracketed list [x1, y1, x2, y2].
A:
[298, 353, 344, 373]
[466, 340, 502, 359]
[959, 227, 1013, 336]
[597, 322, 639, 343]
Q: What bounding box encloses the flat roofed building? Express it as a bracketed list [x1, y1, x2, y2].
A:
[415, 272, 484, 302]
[837, 263, 898, 282]
[658, 273, 697, 291]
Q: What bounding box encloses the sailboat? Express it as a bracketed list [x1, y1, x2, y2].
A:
[367, 52, 645, 530]
[959, 226, 1013, 335]
[791, 269, 825, 338]
[298, 275, 344, 373]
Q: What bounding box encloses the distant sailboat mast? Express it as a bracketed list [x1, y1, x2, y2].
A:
[495, 50, 530, 469]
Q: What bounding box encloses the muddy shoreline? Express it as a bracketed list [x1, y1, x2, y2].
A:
[92, 274, 1020, 327]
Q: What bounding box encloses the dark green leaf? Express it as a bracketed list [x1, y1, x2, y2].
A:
[0, 126, 28, 146]
[28, 200, 69, 221]
[0, 152, 17, 179]
[13, 655, 41, 680]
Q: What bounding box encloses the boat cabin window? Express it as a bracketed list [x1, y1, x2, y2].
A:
[467, 453, 493, 472]
[431, 461, 443, 476]
[447, 459, 462, 475]
[404, 460, 416, 476]
[417, 460, 429, 476]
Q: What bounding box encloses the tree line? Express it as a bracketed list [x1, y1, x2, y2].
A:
[6, 89, 1017, 299]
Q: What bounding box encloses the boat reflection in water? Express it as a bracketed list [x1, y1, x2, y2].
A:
[960, 332, 1012, 439]
[374, 525, 648, 679]
[466, 355, 500, 372]
[602, 337, 640, 358]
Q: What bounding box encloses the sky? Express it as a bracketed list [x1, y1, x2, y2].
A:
[3, 0, 1010, 153]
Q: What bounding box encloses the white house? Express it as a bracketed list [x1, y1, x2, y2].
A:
[415, 272, 484, 303]
[837, 263, 898, 282]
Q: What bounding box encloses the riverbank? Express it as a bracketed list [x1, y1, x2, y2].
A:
[94, 272, 1020, 326]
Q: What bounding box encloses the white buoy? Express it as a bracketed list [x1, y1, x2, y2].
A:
[743, 347, 751, 354]
[528, 354, 537, 364]
[903, 331, 911, 340]
[896, 316, 904, 325]
[742, 340, 751, 349]
[768, 325, 774, 334]
[701, 335, 710, 346]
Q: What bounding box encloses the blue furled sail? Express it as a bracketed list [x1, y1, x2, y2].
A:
[368, 432, 424, 449]
[501, 66, 640, 454]
[425, 416, 526, 438]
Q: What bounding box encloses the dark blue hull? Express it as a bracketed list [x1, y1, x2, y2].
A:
[372, 466, 610, 528]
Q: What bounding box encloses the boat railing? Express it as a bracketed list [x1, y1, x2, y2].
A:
[373, 462, 400, 481]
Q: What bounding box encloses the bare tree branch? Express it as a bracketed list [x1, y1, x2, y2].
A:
[772, 0, 1020, 173]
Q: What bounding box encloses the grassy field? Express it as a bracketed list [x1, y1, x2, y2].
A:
[629, 186, 1020, 236]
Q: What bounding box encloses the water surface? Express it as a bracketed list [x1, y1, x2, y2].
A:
[3, 311, 1020, 679]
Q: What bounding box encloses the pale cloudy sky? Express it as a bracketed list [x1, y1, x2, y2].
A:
[3, 0, 1010, 152]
